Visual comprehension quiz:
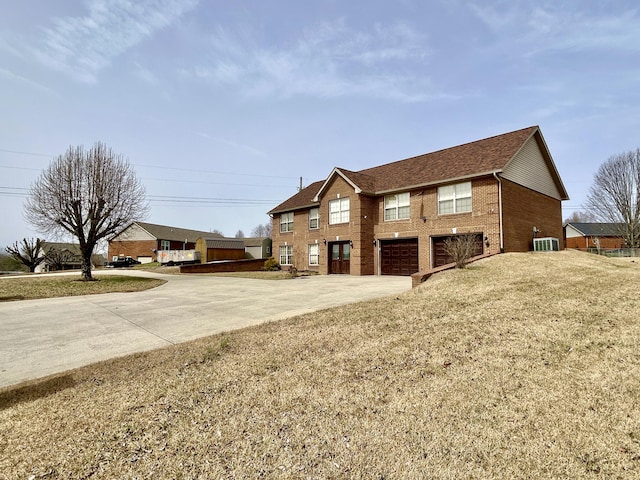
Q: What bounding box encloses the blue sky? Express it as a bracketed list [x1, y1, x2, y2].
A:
[1, 0, 639, 249]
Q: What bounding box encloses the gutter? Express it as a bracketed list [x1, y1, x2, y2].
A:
[493, 172, 505, 252]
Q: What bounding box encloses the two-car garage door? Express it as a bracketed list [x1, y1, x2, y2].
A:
[381, 238, 419, 276]
[381, 234, 484, 275]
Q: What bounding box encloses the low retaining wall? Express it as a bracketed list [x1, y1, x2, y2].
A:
[411, 252, 496, 287]
[181, 258, 267, 274]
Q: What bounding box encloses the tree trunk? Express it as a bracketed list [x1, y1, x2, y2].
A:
[80, 247, 94, 281]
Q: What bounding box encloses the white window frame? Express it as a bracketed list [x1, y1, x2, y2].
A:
[308, 244, 319, 266]
[438, 182, 472, 215]
[384, 192, 410, 221]
[161, 240, 170, 250]
[309, 208, 319, 229]
[279, 245, 293, 265]
[329, 198, 350, 224]
[280, 212, 294, 233]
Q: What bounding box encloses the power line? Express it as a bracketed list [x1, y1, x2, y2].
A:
[0, 148, 53, 157]
[0, 148, 302, 181]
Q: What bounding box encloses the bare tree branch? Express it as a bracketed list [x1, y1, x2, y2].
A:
[443, 233, 482, 269]
[585, 149, 640, 247]
[4, 238, 46, 272]
[25, 142, 149, 280]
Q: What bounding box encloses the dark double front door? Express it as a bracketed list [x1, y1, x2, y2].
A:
[330, 241, 350, 274]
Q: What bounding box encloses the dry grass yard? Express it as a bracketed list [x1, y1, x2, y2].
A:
[0, 275, 165, 302]
[1, 251, 639, 478]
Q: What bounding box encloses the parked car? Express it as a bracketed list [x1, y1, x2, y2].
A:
[105, 256, 141, 268]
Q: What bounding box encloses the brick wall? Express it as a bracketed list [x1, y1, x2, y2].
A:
[181, 258, 266, 273]
[565, 236, 623, 249]
[108, 240, 157, 261]
[501, 178, 564, 252]
[372, 177, 501, 270]
[271, 176, 504, 275]
[271, 175, 565, 275]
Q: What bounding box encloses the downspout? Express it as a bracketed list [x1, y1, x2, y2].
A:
[493, 172, 505, 252]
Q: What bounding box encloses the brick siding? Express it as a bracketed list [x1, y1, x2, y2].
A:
[501, 178, 564, 252]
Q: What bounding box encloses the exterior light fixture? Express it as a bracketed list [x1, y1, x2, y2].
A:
[349, 240, 353, 247]
[323, 238, 327, 245]
[372, 239, 377, 246]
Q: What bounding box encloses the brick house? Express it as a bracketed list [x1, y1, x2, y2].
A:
[108, 221, 222, 263]
[564, 222, 624, 250]
[268, 126, 569, 276]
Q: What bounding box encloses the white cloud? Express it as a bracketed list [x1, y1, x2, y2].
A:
[0, 67, 58, 96]
[470, 2, 640, 55]
[188, 20, 447, 103]
[32, 0, 199, 83]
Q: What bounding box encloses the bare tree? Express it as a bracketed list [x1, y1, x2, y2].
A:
[235, 229, 245, 238]
[585, 149, 640, 247]
[25, 142, 148, 280]
[44, 247, 76, 271]
[564, 210, 597, 224]
[251, 223, 272, 237]
[5, 238, 46, 272]
[443, 233, 481, 269]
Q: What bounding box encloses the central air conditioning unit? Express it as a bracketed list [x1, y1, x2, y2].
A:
[533, 237, 559, 252]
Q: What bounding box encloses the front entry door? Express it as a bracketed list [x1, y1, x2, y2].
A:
[330, 241, 350, 274]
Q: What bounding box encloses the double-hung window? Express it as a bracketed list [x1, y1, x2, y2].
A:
[329, 198, 350, 224]
[438, 182, 472, 215]
[279, 245, 293, 265]
[309, 208, 319, 229]
[384, 192, 410, 221]
[308, 244, 319, 266]
[161, 240, 170, 250]
[280, 212, 294, 232]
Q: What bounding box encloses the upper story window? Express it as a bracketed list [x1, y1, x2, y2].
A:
[161, 240, 170, 250]
[329, 197, 350, 224]
[309, 208, 319, 229]
[280, 212, 294, 232]
[438, 182, 472, 215]
[384, 192, 410, 221]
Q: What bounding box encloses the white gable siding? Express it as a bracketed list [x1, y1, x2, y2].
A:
[564, 224, 584, 239]
[112, 223, 155, 241]
[502, 137, 562, 200]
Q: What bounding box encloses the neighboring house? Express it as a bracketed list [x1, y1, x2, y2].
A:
[35, 242, 104, 272]
[195, 237, 246, 263]
[108, 221, 223, 263]
[243, 237, 272, 259]
[564, 222, 624, 250]
[268, 126, 569, 276]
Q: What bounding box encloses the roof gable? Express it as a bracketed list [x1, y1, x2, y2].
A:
[502, 131, 568, 200]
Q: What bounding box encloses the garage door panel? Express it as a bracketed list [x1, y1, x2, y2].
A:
[432, 234, 483, 267]
[381, 239, 419, 276]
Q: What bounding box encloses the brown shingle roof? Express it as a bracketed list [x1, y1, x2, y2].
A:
[268, 180, 323, 215]
[132, 222, 223, 243]
[353, 126, 538, 192]
[269, 126, 554, 214]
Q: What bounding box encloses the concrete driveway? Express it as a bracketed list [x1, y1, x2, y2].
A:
[0, 271, 410, 388]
